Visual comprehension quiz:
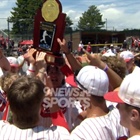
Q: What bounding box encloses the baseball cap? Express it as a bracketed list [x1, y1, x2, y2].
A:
[104, 72, 140, 108]
[102, 52, 116, 57]
[119, 51, 134, 62]
[66, 65, 109, 96]
[110, 44, 114, 47]
[17, 55, 24, 66]
[7, 57, 19, 67]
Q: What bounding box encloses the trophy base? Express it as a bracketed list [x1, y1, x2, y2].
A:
[45, 53, 64, 66]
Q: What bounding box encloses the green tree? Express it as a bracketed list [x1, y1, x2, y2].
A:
[65, 15, 73, 34]
[77, 5, 105, 30]
[66, 16, 73, 28]
[10, 0, 73, 39]
[10, 0, 43, 39]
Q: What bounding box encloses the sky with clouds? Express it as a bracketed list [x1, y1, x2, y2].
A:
[0, 0, 140, 31]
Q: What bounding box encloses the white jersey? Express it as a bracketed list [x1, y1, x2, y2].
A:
[0, 67, 4, 77]
[71, 108, 128, 140]
[0, 87, 6, 120]
[0, 120, 70, 140]
[132, 66, 140, 75]
[128, 135, 140, 140]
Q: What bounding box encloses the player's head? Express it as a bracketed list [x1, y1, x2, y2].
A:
[46, 64, 65, 88]
[0, 72, 19, 94]
[110, 44, 114, 49]
[7, 76, 45, 128]
[66, 65, 109, 103]
[104, 72, 140, 129]
[119, 51, 135, 74]
[7, 57, 20, 73]
[101, 56, 126, 79]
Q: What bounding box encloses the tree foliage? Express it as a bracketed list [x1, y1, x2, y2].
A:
[65, 15, 73, 34]
[66, 16, 73, 28]
[77, 5, 105, 30]
[10, 0, 73, 39]
[10, 0, 44, 37]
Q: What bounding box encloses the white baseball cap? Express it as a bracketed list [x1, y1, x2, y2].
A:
[110, 44, 114, 47]
[66, 66, 109, 96]
[102, 52, 116, 57]
[119, 51, 134, 62]
[7, 57, 19, 67]
[104, 71, 140, 108]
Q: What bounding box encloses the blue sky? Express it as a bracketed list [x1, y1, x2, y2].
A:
[0, 0, 140, 31]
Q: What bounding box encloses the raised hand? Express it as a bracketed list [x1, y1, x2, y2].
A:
[57, 38, 70, 54]
[35, 51, 47, 73]
[24, 48, 36, 65]
[82, 48, 105, 69]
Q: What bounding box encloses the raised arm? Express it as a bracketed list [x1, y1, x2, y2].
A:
[0, 49, 10, 71]
[24, 48, 37, 76]
[57, 38, 82, 72]
[83, 49, 122, 90]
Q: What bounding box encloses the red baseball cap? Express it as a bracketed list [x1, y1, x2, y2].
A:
[66, 74, 77, 87]
[7, 57, 19, 67]
[104, 91, 124, 103]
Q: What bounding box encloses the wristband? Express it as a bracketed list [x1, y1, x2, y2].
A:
[28, 64, 35, 71]
[103, 64, 108, 72]
[27, 64, 35, 75]
[28, 69, 35, 72]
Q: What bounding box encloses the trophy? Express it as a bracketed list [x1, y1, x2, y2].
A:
[33, 0, 66, 64]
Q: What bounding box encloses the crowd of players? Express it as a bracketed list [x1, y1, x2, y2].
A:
[0, 37, 140, 139]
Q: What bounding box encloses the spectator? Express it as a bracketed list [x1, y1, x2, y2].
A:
[106, 44, 116, 54]
[86, 42, 92, 53]
[101, 46, 108, 54]
[78, 41, 84, 55]
[123, 40, 128, 49]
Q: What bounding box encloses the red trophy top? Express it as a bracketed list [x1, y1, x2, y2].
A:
[33, 0, 66, 54]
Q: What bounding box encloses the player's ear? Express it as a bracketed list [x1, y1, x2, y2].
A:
[130, 109, 140, 121]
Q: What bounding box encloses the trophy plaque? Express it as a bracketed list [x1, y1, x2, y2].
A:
[33, 0, 66, 64]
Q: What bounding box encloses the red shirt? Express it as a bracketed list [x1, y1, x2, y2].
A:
[86, 45, 91, 53]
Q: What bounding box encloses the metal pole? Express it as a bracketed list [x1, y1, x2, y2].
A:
[7, 17, 10, 41]
[7, 17, 10, 55]
[105, 18, 107, 30]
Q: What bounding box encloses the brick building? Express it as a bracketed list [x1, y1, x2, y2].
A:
[64, 29, 140, 52]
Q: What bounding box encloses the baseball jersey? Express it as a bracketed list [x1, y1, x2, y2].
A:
[0, 120, 70, 140]
[71, 108, 129, 140]
[0, 88, 7, 120]
[128, 135, 140, 140]
[0, 68, 4, 77]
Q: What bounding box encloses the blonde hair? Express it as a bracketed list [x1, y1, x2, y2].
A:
[0, 72, 19, 93]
